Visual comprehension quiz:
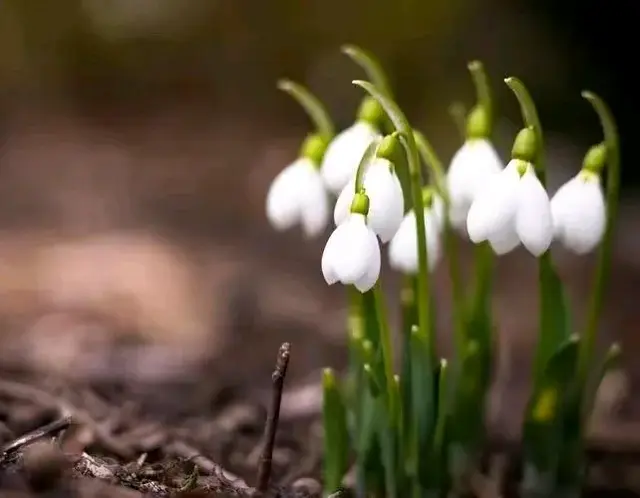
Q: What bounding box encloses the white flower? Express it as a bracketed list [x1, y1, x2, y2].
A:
[551, 170, 606, 254]
[446, 139, 504, 230]
[320, 121, 381, 194]
[388, 207, 441, 274]
[466, 159, 553, 256]
[266, 158, 329, 238]
[321, 213, 380, 292]
[333, 158, 404, 242]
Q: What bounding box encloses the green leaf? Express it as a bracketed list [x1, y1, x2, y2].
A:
[408, 327, 437, 490]
[555, 343, 622, 495]
[447, 340, 488, 486]
[533, 257, 573, 384]
[522, 335, 580, 496]
[322, 369, 350, 496]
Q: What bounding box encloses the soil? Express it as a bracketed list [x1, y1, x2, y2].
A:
[1, 337, 640, 498]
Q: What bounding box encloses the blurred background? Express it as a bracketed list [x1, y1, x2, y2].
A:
[0, 0, 638, 429]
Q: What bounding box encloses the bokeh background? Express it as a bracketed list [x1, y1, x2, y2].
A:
[0, 0, 638, 431]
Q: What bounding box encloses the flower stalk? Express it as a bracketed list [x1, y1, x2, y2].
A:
[353, 80, 434, 351]
[578, 91, 620, 388]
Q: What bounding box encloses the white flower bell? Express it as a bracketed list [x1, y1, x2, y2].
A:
[446, 138, 503, 230]
[320, 121, 381, 194]
[322, 192, 380, 292]
[551, 169, 606, 254]
[388, 201, 442, 275]
[333, 158, 404, 242]
[266, 157, 329, 238]
[467, 158, 553, 256]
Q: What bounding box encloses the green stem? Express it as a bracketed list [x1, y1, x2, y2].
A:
[504, 77, 545, 183]
[353, 80, 433, 352]
[578, 91, 620, 385]
[414, 130, 465, 360]
[342, 45, 393, 98]
[469, 61, 492, 126]
[413, 130, 447, 200]
[373, 282, 398, 422]
[448, 102, 468, 140]
[354, 137, 383, 193]
[277, 79, 335, 141]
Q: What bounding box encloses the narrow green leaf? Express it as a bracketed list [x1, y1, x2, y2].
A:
[322, 369, 350, 496]
[408, 327, 436, 490]
[533, 258, 572, 384]
[522, 335, 580, 495]
[447, 340, 487, 486]
[555, 343, 622, 495]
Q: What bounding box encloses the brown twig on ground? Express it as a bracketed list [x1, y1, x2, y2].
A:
[256, 342, 291, 493]
[0, 379, 134, 460]
[0, 416, 71, 456]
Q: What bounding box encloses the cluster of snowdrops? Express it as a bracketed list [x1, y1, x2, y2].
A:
[265, 46, 620, 498]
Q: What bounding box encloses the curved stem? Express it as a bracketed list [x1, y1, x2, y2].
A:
[578, 91, 620, 385]
[504, 77, 545, 184]
[469, 61, 492, 127]
[413, 130, 447, 200]
[448, 102, 468, 140]
[354, 137, 383, 193]
[353, 80, 432, 351]
[342, 45, 393, 98]
[414, 130, 465, 361]
[277, 79, 335, 141]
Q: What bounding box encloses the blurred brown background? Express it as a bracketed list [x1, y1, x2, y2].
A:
[0, 0, 638, 428]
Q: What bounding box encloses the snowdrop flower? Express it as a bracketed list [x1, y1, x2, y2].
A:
[333, 158, 404, 242]
[466, 159, 553, 256]
[446, 138, 503, 230]
[266, 156, 329, 238]
[320, 97, 384, 194]
[322, 192, 380, 292]
[388, 192, 443, 274]
[551, 169, 605, 254]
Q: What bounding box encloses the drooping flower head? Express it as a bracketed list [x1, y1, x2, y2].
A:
[389, 188, 444, 274]
[446, 104, 504, 230]
[266, 134, 331, 238]
[322, 191, 381, 292]
[466, 127, 553, 256]
[551, 143, 607, 254]
[320, 97, 385, 194]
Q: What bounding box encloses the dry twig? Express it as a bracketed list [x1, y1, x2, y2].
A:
[256, 342, 291, 493]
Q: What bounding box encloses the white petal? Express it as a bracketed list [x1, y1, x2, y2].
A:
[446, 139, 503, 229]
[333, 180, 355, 227]
[353, 233, 381, 292]
[363, 159, 404, 242]
[389, 211, 418, 274]
[297, 162, 330, 238]
[266, 160, 307, 231]
[321, 226, 341, 285]
[488, 223, 520, 255]
[320, 122, 380, 194]
[330, 214, 378, 284]
[466, 161, 519, 243]
[551, 173, 606, 254]
[388, 209, 440, 274]
[515, 167, 553, 256]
